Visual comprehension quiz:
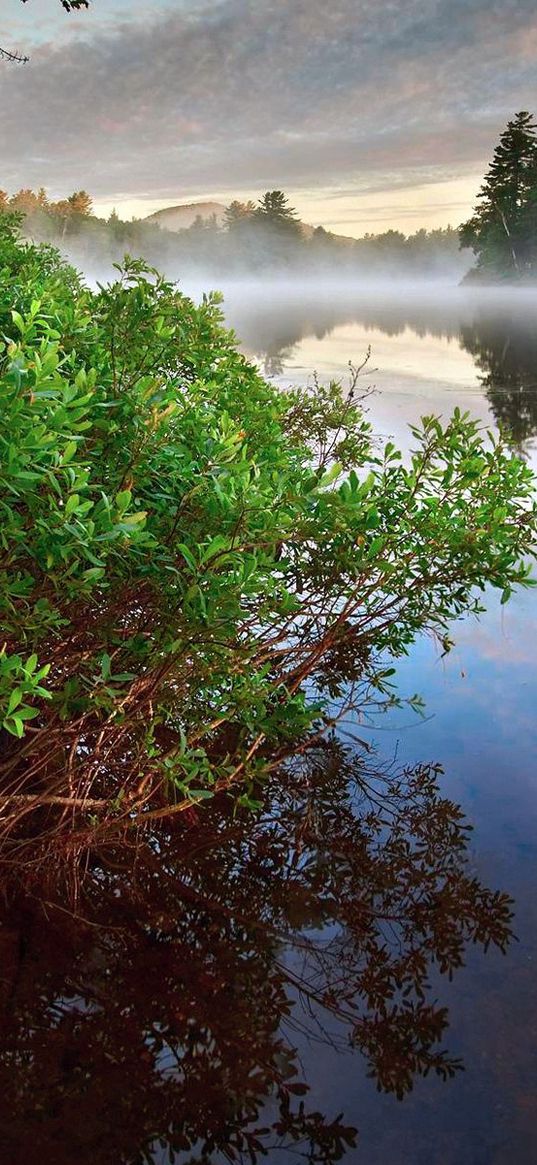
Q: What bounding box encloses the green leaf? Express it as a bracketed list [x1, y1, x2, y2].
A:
[200, 534, 230, 565]
[319, 461, 342, 488]
[11, 310, 25, 335]
[177, 543, 198, 572]
[121, 511, 147, 525]
[25, 654, 38, 676]
[4, 716, 24, 738]
[61, 441, 78, 465]
[6, 688, 23, 715]
[115, 489, 132, 513]
[64, 493, 80, 518]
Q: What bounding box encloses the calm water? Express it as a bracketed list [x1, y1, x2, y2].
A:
[1, 284, 536, 1165]
[223, 283, 537, 1163]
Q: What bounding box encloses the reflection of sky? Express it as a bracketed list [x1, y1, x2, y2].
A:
[299, 588, 537, 1165]
[285, 323, 480, 390]
[257, 299, 537, 864]
[216, 285, 537, 471]
[229, 294, 537, 1165]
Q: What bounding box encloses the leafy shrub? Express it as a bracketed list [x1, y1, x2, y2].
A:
[0, 216, 535, 883]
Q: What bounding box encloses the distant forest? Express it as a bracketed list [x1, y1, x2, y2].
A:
[0, 186, 468, 281]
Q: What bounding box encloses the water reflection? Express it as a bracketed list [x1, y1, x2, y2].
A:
[0, 742, 512, 1165]
[461, 311, 537, 452]
[217, 285, 537, 447]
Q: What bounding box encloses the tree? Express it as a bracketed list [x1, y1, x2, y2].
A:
[9, 187, 40, 213]
[253, 191, 303, 266]
[224, 199, 256, 231]
[24, 0, 90, 7]
[256, 189, 301, 231]
[460, 111, 537, 279]
[461, 307, 537, 454]
[67, 189, 93, 215]
[1, 0, 89, 63]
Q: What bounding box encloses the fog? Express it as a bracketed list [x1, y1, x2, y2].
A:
[179, 277, 537, 344]
[42, 224, 532, 351]
[19, 199, 472, 298]
[23, 211, 537, 455]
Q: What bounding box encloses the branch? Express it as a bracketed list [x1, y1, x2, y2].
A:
[0, 46, 29, 63]
[21, 0, 90, 8]
[1, 1, 91, 64]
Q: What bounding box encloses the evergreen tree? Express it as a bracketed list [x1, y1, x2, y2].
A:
[256, 190, 302, 235]
[460, 111, 537, 279]
[224, 199, 256, 230]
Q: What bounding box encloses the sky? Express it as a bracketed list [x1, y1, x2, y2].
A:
[1, 0, 537, 236]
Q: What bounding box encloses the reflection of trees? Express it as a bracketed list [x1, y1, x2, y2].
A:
[223, 296, 345, 377]
[222, 291, 537, 452]
[460, 311, 537, 451]
[262, 342, 297, 378]
[221, 291, 466, 367]
[0, 742, 512, 1165]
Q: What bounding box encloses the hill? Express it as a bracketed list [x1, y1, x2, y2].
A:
[144, 201, 228, 230]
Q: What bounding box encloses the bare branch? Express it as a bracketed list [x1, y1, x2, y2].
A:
[1, 0, 91, 63]
[0, 45, 29, 63]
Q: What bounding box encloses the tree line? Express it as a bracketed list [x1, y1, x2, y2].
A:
[4, 106, 537, 284]
[0, 185, 467, 280]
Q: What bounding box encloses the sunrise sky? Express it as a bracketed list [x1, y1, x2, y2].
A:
[2, 0, 537, 236]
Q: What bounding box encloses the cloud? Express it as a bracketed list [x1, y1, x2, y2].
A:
[1, 0, 536, 223]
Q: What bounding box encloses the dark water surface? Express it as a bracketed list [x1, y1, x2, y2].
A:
[1, 285, 536, 1164]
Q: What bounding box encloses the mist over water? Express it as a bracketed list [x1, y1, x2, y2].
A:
[190, 278, 537, 369]
[174, 278, 537, 458]
[31, 201, 471, 293]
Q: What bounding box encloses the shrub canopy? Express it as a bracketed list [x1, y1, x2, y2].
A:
[0, 217, 535, 883]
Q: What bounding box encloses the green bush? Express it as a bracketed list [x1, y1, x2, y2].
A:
[0, 217, 535, 879]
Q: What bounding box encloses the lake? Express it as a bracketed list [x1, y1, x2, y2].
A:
[218, 282, 537, 1164]
[217, 279, 537, 1155]
[1, 283, 536, 1165]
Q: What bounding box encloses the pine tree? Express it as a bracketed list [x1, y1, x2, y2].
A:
[224, 200, 256, 232]
[255, 192, 300, 235]
[460, 111, 537, 279]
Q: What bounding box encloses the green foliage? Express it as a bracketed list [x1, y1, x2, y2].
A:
[460, 111, 537, 280]
[0, 215, 535, 871]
